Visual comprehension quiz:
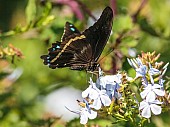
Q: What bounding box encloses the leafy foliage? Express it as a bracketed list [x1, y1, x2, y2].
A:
[0, 0, 170, 126]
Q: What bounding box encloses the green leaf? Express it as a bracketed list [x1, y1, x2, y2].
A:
[121, 36, 138, 47]
[25, 0, 36, 24]
[113, 15, 133, 33]
[138, 18, 159, 37]
[35, 15, 55, 27]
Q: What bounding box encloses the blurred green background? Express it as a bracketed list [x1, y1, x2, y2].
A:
[0, 0, 170, 127]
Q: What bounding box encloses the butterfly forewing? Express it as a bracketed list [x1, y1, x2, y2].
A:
[83, 6, 113, 62]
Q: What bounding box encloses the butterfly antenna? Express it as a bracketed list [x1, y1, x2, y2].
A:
[99, 29, 126, 63]
[99, 48, 114, 63]
[87, 70, 99, 78]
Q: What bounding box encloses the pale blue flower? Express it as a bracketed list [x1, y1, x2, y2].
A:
[127, 58, 140, 69]
[148, 63, 160, 76]
[82, 78, 111, 110]
[148, 63, 160, 84]
[97, 74, 122, 88]
[139, 99, 162, 118]
[82, 78, 99, 100]
[96, 74, 122, 100]
[127, 58, 147, 77]
[161, 62, 169, 76]
[79, 106, 97, 124]
[140, 83, 165, 102]
[127, 58, 148, 84]
[159, 78, 165, 90]
[135, 64, 147, 78]
[91, 89, 111, 110]
[65, 99, 97, 125]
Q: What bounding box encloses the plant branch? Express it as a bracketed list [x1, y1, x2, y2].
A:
[74, 0, 97, 21]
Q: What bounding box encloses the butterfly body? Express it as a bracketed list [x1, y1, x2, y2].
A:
[41, 7, 113, 71]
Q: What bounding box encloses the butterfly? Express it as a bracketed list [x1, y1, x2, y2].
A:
[41, 6, 113, 71]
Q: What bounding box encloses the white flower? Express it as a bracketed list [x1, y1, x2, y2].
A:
[135, 64, 147, 78]
[140, 83, 165, 102]
[82, 78, 111, 110]
[148, 63, 160, 84]
[148, 64, 160, 76]
[140, 84, 165, 101]
[91, 89, 111, 110]
[65, 99, 97, 125]
[97, 74, 122, 88]
[127, 58, 147, 78]
[96, 74, 122, 100]
[80, 107, 97, 124]
[82, 78, 99, 99]
[159, 78, 165, 90]
[139, 100, 162, 118]
[161, 62, 169, 76]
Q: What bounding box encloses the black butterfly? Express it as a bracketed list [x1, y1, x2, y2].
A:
[41, 6, 113, 71]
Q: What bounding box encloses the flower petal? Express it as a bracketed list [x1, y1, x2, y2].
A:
[136, 58, 143, 66]
[82, 86, 91, 98]
[100, 94, 111, 106]
[140, 89, 150, 99]
[92, 98, 102, 110]
[114, 92, 122, 99]
[152, 84, 162, 89]
[149, 67, 160, 75]
[128, 58, 138, 69]
[153, 89, 165, 96]
[152, 100, 162, 105]
[146, 91, 156, 102]
[89, 89, 99, 99]
[139, 101, 148, 110]
[87, 110, 97, 119]
[80, 109, 88, 124]
[141, 104, 151, 118]
[149, 74, 154, 84]
[150, 104, 162, 115]
[159, 79, 165, 88]
[136, 65, 147, 78]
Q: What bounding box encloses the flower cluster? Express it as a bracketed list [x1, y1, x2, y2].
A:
[68, 52, 169, 125]
[0, 43, 24, 59]
[73, 69, 125, 124]
[128, 52, 169, 118]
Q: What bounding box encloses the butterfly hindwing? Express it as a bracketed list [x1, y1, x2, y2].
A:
[41, 34, 89, 69]
[48, 41, 61, 52]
